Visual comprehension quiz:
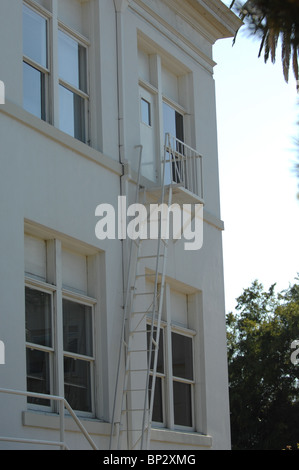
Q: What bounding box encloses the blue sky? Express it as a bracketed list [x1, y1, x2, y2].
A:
[213, 4, 299, 313]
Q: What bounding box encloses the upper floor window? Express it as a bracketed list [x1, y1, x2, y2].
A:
[22, 1, 89, 144]
[58, 30, 88, 142]
[23, 4, 48, 120]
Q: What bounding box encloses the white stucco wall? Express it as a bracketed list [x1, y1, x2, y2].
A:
[0, 0, 239, 451]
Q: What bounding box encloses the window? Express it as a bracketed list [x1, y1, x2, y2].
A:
[63, 299, 93, 412]
[138, 43, 192, 189]
[23, 4, 48, 120]
[171, 332, 193, 427]
[58, 30, 88, 142]
[147, 286, 196, 430]
[24, 234, 98, 416]
[25, 286, 53, 407]
[141, 98, 151, 126]
[22, 1, 89, 143]
[163, 102, 184, 184]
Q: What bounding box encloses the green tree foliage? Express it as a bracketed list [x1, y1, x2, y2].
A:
[229, 0, 299, 85]
[227, 278, 299, 449]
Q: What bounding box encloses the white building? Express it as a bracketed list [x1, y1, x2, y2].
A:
[0, 0, 241, 451]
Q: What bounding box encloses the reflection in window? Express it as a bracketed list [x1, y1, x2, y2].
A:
[58, 30, 88, 142]
[59, 85, 86, 142]
[63, 299, 92, 357]
[58, 31, 87, 92]
[22, 4, 48, 120]
[141, 98, 151, 126]
[171, 333, 193, 427]
[64, 357, 92, 413]
[163, 102, 184, 184]
[63, 299, 93, 413]
[25, 287, 52, 406]
[23, 4, 47, 68]
[23, 62, 46, 120]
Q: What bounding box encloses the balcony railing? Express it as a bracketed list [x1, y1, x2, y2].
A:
[164, 133, 203, 200]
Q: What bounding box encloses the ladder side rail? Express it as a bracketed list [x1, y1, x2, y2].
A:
[145, 186, 173, 449]
[140, 135, 172, 449]
[109, 146, 143, 450]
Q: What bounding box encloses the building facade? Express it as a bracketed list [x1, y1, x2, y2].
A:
[0, 0, 241, 450]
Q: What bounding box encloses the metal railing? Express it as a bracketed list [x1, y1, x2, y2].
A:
[0, 388, 99, 450]
[164, 133, 203, 199]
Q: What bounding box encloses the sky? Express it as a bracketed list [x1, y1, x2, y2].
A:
[213, 2, 299, 313]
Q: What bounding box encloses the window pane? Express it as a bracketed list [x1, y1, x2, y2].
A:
[58, 30, 87, 92]
[26, 348, 51, 406]
[141, 98, 151, 126]
[171, 333, 193, 380]
[59, 85, 86, 142]
[63, 299, 92, 357]
[147, 325, 164, 373]
[163, 102, 183, 141]
[64, 357, 92, 412]
[173, 381, 192, 427]
[149, 376, 163, 423]
[23, 62, 46, 120]
[23, 4, 47, 68]
[25, 287, 52, 347]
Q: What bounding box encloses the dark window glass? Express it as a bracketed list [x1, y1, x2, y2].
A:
[26, 348, 51, 406]
[147, 325, 164, 374]
[173, 381, 192, 427]
[149, 376, 163, 423]
[64, 357, 92, 412]
[63, 299, 92, 357]
[25, 287, 52, 347]
[171, 332, 193, 380]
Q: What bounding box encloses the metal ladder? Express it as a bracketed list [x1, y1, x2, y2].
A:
[109, 139, 173, 450]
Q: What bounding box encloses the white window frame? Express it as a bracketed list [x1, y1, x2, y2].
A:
[57, 25, 90, 143]
[22, 1, 51, 122]
[147, 284, 196, 431]
[22, 0, 90, 144]
[24, 237, 97, 418]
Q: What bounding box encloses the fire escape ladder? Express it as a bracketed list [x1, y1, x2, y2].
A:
[109, 140, 173, 450]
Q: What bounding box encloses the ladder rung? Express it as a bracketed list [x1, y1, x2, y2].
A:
[138, 254, 164, 260]
[128, 348, 151, 353]
[129, 329, 149, 335]
[121, 408, 149, 413]
[132, 311, 151, 315]
[134, 291, 155, 296]
[135, 273, 157, 278]
[119, 427, 149, 433]
[124, 388, 151, 393]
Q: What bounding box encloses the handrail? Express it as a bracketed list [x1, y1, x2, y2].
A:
[164, 133, 203, 200]
[0, 388, 98, 450]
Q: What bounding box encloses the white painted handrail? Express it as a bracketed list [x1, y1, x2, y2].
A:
[0, 388, 98, 450]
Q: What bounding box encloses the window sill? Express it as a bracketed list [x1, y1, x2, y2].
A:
[0, 100, 122, 177]
[22, 410, 111, 437]
[150, 427, 212, 448]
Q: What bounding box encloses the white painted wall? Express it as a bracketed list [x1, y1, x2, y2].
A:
[0, 0, 238, 450]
